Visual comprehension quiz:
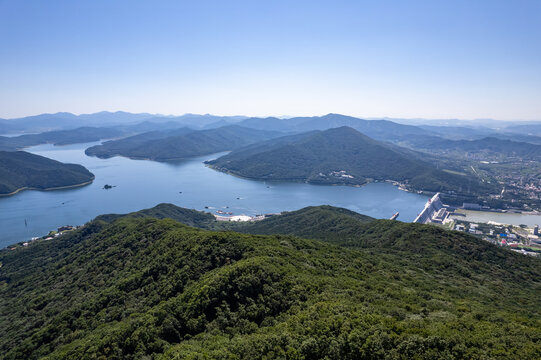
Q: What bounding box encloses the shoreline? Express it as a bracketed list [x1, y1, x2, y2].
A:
[204, 164, 420, 193]
[87, 152, 216, 163]
[0, 178, 95, 197]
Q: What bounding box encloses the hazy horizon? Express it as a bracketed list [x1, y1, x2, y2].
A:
[2, 110, 541, 123]
[1, 0, 540, 120]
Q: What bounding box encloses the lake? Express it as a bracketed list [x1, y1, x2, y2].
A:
[0, 142, 430, 247]
[452, 209, 541, 227]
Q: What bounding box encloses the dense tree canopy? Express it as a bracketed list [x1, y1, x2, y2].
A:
[207, 127, 491, 194]
[0, 151, 94, 195]
[0, 205, 539, 359]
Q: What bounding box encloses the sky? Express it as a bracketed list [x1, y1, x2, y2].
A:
[0, 0, 540, 120]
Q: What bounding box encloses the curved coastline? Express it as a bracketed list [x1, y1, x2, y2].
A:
[204, 164, 434, 197]
[86, 150, 232, 163]
[0, 177, 95, 197]
[204, 163, 416, 190]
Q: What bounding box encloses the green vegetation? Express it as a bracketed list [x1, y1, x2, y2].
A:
[231, 205, 374, 242]
[85, 125, 283, 161]
[0, 151, 94, 195]
[95, 203, 216, 228]
[208, 126, 489, 194]
[0, 204, 539, 359]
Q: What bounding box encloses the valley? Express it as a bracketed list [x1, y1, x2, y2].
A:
[3, 3, 539, 358]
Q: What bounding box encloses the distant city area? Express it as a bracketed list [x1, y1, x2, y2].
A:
[414, 193, 541, 256]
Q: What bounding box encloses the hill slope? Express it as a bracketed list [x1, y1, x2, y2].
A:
[85, 125, 283, 161]
[207, 126, 485, 194]
[0, 206, 539, 359]
[94, 203, 216, 227]
[0, 151, 94, 195]
[397, 135, 541, 160]
[92, 203, 375, 238]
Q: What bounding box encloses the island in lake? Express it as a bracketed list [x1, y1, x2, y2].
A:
[0, 150, 94, 196]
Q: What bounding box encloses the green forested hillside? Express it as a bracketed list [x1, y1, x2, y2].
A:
[0, 151, 94, 195]
[84, 127, 196, 158]
[232, 205, 374, 241]
[207, 126, 489, 194]
[95, 203, 216, 227]
[85, 126, 283, 161]
[0, 204, 539, 359]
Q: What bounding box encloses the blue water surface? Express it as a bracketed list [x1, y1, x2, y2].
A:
[0, 142, 429, 247]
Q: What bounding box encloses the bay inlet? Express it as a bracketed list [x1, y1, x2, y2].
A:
[1, 142, 430, 247]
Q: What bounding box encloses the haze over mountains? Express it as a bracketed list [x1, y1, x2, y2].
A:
[2, 111, 540, 141]
[404, 136, 541, 160]
[236, 113, 435, 142]
[85, 126, 284, 161]
[0, 127, 125, 151]
[0, 112, 248, 134]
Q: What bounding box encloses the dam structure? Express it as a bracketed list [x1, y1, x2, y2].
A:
[413, 193, 449, 224]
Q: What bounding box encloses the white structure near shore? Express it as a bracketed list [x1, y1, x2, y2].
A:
[413, 193, 450, 224]
[214, 214, 268, 222]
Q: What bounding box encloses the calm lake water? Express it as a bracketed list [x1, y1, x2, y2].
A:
[0, 142, 430, 247]
[453, 209, 541, 227]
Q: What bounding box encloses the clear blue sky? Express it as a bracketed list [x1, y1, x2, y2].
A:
[1, 0, 540, 120]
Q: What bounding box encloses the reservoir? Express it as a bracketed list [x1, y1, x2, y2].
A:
[452, 209, 541, 227]
[0, 142, 430, 247]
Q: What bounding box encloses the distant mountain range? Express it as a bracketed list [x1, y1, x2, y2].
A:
[1, 203, 538, 358]
[236, 113, 434, 142]
[0, 151, 94, 195]
[0, 111, 154, 133]
[85, 125, 285, 161]
[504, 123, 541, 137]
[207, 126, 487, 194]
[0, 127, 125, 151]
[4, 110, 541, 146]
[5, 111, 541, 176]
[0, 112, 248, 134]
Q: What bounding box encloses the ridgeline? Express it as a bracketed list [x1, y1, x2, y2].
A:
[0, 203, 539, 359]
